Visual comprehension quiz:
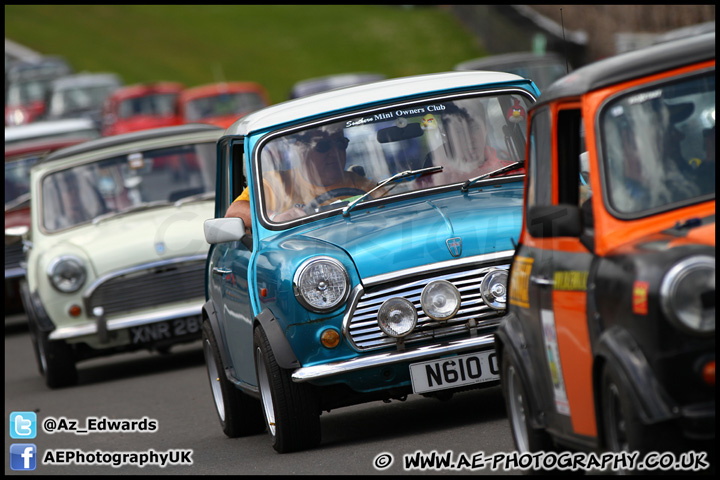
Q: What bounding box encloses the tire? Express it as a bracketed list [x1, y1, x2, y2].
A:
[501, 347, 555, 453]
[202, 320, 265, 438]
[253, 324, 321, 453]
[601, 366, 669, 457]
[31, 325, 78, 389]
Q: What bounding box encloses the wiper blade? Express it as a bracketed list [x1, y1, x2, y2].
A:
[342, 166, 442, 217]
[92, 200, 170, 225]
[460, 161, 524, 192]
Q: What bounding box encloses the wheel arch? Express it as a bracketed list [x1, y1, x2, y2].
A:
[592, 325, 677, 440]
[254, 308, 301, 370]
[495, 312, 547, 430]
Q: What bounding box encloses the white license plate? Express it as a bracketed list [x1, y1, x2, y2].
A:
[409, 350, 499, 394]
[130, 316, 202, 344]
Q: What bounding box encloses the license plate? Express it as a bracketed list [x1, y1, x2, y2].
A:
[409, 350, 499, 394]
[130, 316, 202, 345]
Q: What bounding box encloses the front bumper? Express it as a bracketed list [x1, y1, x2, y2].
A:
[291, 332, 495, 382]
[48, 302, 204, 341]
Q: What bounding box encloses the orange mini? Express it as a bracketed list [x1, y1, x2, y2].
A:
[496, 32, 715, 473]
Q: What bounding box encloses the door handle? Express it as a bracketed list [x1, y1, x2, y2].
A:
[530, 275, 553, 286]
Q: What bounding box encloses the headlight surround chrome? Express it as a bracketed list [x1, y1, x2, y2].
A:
[479, 269, 508, 311]
[660, 255, 715, 335]
[421, 280, 461, 320]
[293, 256, 350, 312]
[378, 297, 418, 337]
[47, 255, 87, 293]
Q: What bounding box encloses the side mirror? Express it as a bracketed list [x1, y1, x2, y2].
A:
[204, 217, 246, 244]
[526, 205, 582, 238]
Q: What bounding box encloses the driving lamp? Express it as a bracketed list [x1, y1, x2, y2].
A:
[660, 255, 715, 335]
[47, 255, 87, 293]
[480, 269, 509, 311]
[377, 298, 418, 337]
[293, 257, 350, 312]
[421, 280, 461, 320]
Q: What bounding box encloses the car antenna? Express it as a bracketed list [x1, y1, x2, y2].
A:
[560, 8, 570, 74]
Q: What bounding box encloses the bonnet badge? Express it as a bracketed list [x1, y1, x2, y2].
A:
[446, 237, 462, 257]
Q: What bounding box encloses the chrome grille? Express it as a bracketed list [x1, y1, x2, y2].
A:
[85, 258, 206, 317]
[5, 242, 25, 273]
[346, 264, 509, 351]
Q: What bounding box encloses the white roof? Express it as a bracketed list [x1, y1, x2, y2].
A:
[5, 118, 98, 143]
[225, 70, 530, 136]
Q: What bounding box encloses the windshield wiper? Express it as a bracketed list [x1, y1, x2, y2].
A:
[92, 200, 170, 225]
[460, 161, 524, 193]
[173, 191, 215, 206]
[342, 166, 442, 217]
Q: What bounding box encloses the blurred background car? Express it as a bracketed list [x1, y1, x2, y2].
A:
[454, 51, 571, 91]
[5, 55, 73, 126]
[100, 81, 184, 136]
[288, 72, 387, 99]
[21, 124, 222, 388]
[44, 72, 123, 130]
[179, 81, 269, 128]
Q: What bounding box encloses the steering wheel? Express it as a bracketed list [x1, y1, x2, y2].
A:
[306, 188, 367, 213]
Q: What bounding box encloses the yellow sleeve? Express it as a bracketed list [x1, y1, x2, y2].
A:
[234, 187, 250, 202]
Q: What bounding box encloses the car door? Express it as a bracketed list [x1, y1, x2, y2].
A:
[526, 104, 597, 441]
[208, 140, 258, 385]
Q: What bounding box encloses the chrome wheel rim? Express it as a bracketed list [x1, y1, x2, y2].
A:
[255, 346, 276, 436]
[203, 338, 225, 421]
[507, 364, 530, 452]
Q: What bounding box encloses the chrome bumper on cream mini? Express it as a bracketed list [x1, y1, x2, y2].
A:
[48, 303, 203, 341]
[291, 332, 495, 383]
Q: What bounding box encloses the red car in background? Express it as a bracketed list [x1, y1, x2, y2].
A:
[178, 82, 269, 128]
[101, 82, 184, 136]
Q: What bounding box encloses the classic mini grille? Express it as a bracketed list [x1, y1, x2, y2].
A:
[346, 264, 509, 351]
[86, 259, 205, 316]
[5, 242, 25, 272]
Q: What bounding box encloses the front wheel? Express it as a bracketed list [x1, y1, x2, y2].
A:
[202, 320, 265, 437]
[253, 324, 320, 453]
[32, 325, 78, 389]
[501, 347, 555, 453]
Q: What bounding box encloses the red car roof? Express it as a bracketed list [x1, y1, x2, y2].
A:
[179, 82, 269, 103]
[108, 82, 185, 101]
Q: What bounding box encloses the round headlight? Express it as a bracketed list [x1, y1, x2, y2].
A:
[421, 280, 461, 320]
[47, 255, 87, 293]
[660, 255, 715, 335]
[293, 257, 350, 312]
[378, 298, 418, 337]
[480, 269, 508, 311]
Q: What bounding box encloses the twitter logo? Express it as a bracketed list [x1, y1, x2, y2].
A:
[10, 412, 37, 439]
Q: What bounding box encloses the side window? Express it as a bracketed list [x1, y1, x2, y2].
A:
[556, 109, 582, 206]
[526, 107, 552, 218]
[231, 142, 246, 202]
